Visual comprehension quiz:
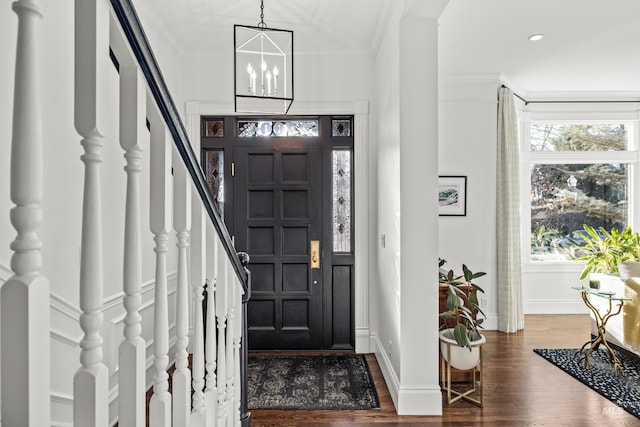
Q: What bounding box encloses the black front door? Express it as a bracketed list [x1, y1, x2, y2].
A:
[234, 144, 323, 349]
[201, 116, 355, 351]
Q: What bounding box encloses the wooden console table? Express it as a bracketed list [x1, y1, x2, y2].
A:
[573, 286, 630, 376]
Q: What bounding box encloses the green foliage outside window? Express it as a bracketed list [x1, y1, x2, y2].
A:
[530, 124, 631, 261]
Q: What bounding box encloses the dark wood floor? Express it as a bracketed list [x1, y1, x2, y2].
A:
[249, 314, 639, 426]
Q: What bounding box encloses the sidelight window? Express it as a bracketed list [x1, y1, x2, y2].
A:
[332, 150, 352, 253]
[203, 150, 224, 217]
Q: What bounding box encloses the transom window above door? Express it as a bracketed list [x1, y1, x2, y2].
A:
[201, 118, 353, 138]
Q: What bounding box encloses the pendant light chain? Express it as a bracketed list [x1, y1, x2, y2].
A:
[258, 0, 267, 29]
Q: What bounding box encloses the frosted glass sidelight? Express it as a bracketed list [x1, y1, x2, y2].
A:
[332, 150, 352, 253]
[205, 150, 225, 216]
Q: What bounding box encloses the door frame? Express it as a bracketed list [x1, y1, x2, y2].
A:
[186, 100, 371, 353]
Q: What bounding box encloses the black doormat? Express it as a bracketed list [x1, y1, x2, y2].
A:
[534, 348, 640, 419]
[247, 354, 380, 410]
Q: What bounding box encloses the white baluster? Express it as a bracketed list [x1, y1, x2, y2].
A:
[225, 267, 235, 427]
[234, 277, 243, 425]
[205, 230, 219, 427]
[173, 147, 192, 427]
[116, 48, 147, 427]
[148, 97, 172, 427]
[188, 107, 206, 424]
[191, 205, 207, 425]
[233, 335, 242, 425]
[217, 314, 228, 427]
[73, 0, 110, 424]
[216, 256, 229, 427]
[1, 1, 50, 426]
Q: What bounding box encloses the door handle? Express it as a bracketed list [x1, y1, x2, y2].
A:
[310, 240, 320, 269]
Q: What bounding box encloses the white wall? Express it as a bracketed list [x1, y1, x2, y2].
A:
[438, 76, 500, 328]
[0, 0, 18, 274]
[374, 1, 403, 384]
[373, 0, 446, 415]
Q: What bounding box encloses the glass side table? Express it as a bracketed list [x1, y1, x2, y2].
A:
[572, 286, 630, 376]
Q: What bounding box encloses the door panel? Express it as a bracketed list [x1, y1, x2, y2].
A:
[234, 145, 322, 350]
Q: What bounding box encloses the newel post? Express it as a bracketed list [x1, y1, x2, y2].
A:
[237, 252, 251, 427]
[1, 1, 50, 425]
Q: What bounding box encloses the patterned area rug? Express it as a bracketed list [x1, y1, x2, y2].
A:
[534, 348, 640, 419]
[247, 354, 380, 410]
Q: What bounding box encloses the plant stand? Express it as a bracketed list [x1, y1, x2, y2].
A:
[440, 338, 483, 407]
[573, 286, 630, 376]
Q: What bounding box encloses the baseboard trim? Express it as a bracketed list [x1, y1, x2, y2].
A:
[482, 313, 498, 330]
[372, 333, 444, 415]
[371, 333, 400, 409]
[524, 300, 588, 314]
[397, 386, 443, 415]
[355, 327, 370, 353]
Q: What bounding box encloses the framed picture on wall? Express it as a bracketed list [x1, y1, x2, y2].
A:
[438, 176, 467, 216]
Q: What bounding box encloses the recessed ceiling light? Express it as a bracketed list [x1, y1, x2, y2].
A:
[528, 34, 544, 41]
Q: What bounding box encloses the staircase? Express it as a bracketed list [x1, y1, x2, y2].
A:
[1, 1, 250, 425]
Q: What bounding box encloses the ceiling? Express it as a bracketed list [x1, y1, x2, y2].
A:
[135, 0, 640, 96]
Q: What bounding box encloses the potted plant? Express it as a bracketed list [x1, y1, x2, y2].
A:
[438, 262, 487, 370]
[577, 225, 640, 279]
[574, 225, 640, 356]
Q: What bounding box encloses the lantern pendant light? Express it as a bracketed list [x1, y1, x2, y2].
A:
[234, 0, 293, 114]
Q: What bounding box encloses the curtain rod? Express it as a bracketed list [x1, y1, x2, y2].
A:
[500, 85, 640, 105]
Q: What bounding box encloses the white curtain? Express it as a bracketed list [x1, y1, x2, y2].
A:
[497, 86, 524, 333]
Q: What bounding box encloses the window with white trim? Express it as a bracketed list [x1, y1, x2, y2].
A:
[522, 110, 639, 263]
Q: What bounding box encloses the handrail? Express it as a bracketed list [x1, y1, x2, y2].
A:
[109, 0, 248, 286]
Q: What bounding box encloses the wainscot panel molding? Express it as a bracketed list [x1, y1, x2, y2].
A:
[105, 273, 178, 373]
[46, 276, 180, 426]
[0, 263, 11, 281]
[106, 335, 179, 427]
[50, 292, 82, 345]
[103, 271, 178, 310]
[51, 392, 74, 427]
[50, 329, 82, 348]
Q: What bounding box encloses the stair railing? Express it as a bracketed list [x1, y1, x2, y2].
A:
[110, 1, 251, 425]
[3, 0, 250, 426]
